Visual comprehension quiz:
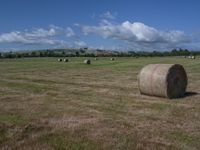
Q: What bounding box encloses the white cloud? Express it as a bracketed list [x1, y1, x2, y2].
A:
[66, 27, 75, 37]
[100, 11, 116, 20]
[0, 25, 75, 46]
[24, 28, 56, 38]
[74, 41, 87, 47]
[0, 31, 29, 43]
[74, 23, 80, 27]
[82, 20, 191, 50]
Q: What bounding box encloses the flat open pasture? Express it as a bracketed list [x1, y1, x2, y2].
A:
[0, 57, 200, 149]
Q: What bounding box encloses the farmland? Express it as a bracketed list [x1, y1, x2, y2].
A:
[0, 57, 200, 149]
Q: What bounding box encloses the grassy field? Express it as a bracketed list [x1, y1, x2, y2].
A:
[0, 57, 200, 150]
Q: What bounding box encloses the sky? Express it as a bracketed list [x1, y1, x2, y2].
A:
[0, 0, 200, 51]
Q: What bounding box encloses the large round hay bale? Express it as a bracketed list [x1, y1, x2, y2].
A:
[138, 64, 187, 99]
[84, 59, 91, 64]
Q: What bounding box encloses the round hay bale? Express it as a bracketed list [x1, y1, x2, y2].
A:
[94, 58, 98, 61]
[58, 58, 62, 62]
[110, 57, 115, 61]
[138, 64, 187, 99]
[63, 58, 69, 62]
[84, 59, 91, 64]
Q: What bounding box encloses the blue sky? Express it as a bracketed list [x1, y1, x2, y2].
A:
[0, 0, 200, 51]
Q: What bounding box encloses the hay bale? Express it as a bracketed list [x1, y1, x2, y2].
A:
[188, 56, 195, 59]
[58, 58, 62, 62]
[138, 64, 187, 99]
[63, 58, 69, 62]
[84, 59, 91, 64]
[94, 58, 98, 61]
[110, 58, 115, 61]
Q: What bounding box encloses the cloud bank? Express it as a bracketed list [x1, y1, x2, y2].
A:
[82, 20, 191, 50]
[0, 25, 74, 46]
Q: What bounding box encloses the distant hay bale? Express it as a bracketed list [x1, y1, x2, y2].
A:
[188, 55, 195, 59]
[138, 64, 187, 99]
[188, 56, 195, 59]
[94, 58, 98, 60]
[110, 58, 115, 61]
[84, 59, 91, 64]
[58, 58, 62, 62]
[63, 58, 69, 62]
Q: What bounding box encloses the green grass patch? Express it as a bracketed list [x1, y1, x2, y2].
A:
[165, 131, 200, 149]
[41, 131, 100, 150]
[0, 113, 26, 126]
[151, 103, 176, 111]
[0, 79, 54, 93]
[0, 128, 7, 144]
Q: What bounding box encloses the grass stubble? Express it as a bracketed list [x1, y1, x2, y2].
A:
[0, 57, 199, 149]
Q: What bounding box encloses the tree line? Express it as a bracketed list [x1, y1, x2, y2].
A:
[0, 48, 199, 59]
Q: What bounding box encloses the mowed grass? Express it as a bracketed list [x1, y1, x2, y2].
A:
[0, 57, 200, 150]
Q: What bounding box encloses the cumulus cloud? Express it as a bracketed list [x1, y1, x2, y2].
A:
[24, 28, 57, 38]
[0, 25, 75, 46]
[82, 20, 191, 50]
[0, 31, 29, 43]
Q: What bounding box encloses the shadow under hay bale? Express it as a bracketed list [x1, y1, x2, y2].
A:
[84, 59, 91, 64]
[184, 92, 198, 97]
[138, 64, 188, 99]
